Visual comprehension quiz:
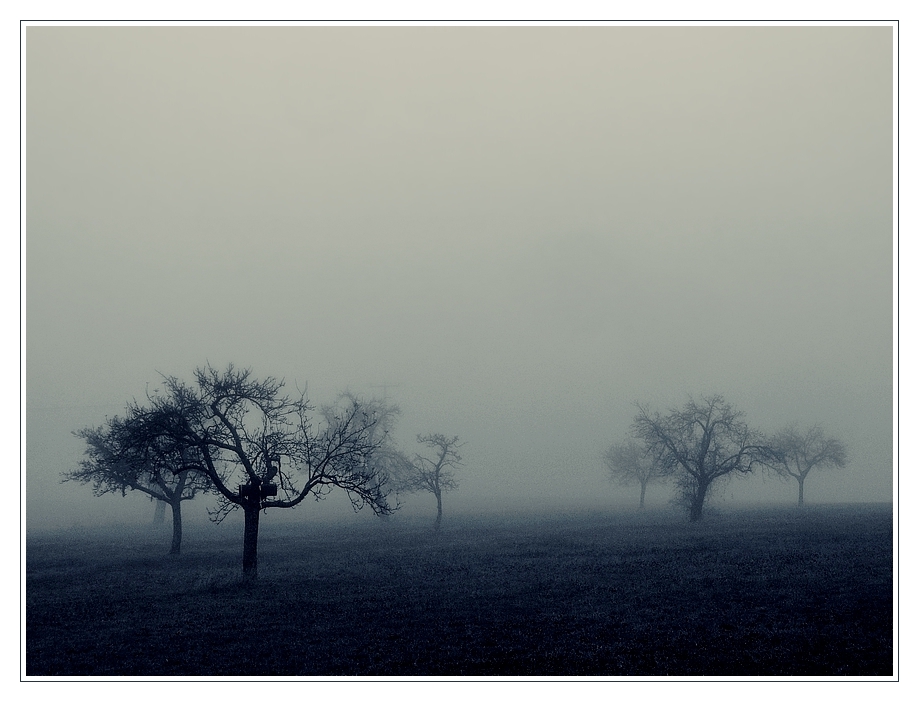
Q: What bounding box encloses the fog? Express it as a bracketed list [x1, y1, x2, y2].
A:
[25, 26, 894, 531]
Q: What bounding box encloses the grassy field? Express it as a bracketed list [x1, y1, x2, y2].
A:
[25, 503, 894, 677]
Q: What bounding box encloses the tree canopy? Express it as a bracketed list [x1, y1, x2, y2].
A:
[92, 364, 398, 577]
[632, 395, 775, 521]
[68, 415, 212, 554]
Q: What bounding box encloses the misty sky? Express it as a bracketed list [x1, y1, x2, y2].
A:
[26, 26, 894, 530]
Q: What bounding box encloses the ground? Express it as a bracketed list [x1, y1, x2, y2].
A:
[25, 503, 893, 677]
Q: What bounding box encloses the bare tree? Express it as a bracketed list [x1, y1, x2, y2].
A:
[340, 393, 406, 489]
[399, 434, 464, 532]
[99, 364, 396, 578]
[632, 395, 774, 521]
[768, 424, 848, 506]
[67, 416, 211, 555]
[602, 439, 669, 508]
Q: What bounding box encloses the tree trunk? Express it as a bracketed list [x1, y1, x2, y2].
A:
[169, 499, 182, 555]
[639, 480, 647, 509]
[242, 506, 260, 579]
[689, 482, 708, 522]
[797, 477, 805, 507]
[434, 489, 443, 533]
[153, 499, 166, 525]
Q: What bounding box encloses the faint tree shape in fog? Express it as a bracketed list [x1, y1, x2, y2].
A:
[767, 424, 848, 506]
[339, 393, 407, 517]
[602, 439, 671, 508]
[91, 364, 397, 579]
[632, 395, 775, 521]
[67, 417, 212, 555]
[399, 433, 464, 533]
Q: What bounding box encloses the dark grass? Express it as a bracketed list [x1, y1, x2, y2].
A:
[25, 503, 893, 677]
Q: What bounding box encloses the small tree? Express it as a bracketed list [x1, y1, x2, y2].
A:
[602, 439, 669, 508]
[102, 364, 396, 578]
[67, 416, 211, 555]
[633, 395, 774, 521]
[400, 434, 464, 532]
[768, 424, 848, 506]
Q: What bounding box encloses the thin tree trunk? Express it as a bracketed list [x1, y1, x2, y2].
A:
[689, 482, 708, 522]
[797, 478, 805, 506]
[434, 489, 443, 533]
[169, 499, 182, 555]
[243, 506, 260, 579]
[153, 499, 166, 525]
[639, 480, 647, 509]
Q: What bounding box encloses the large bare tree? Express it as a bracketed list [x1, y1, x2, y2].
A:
[67, 415, 211, 555]
[768, 424, 848, 506]
[602, 439, 670, 508]
[399, 434, 464, 532]
[632, 395, 774, 521]
[97, 364, 396, 578]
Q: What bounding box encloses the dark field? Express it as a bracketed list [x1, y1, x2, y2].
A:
[25, 503, 894, 677]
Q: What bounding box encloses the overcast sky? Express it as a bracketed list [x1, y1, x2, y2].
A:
[25, 26, 893, 529]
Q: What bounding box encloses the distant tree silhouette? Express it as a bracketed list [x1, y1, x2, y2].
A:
[399, 434, 464, 532]
[152, 499, 166, 524]
[342, 394, 407, 514]
[68, 416, 211, 555]
[632, 395, 775, 521]
[603, 439, 670, 508]
[768, 424, 848, 506]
